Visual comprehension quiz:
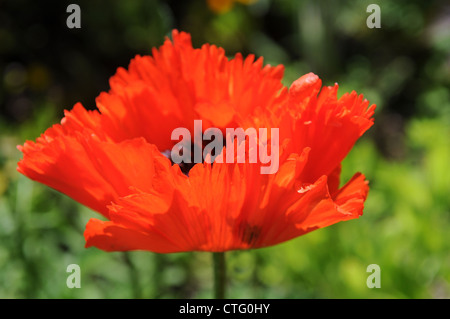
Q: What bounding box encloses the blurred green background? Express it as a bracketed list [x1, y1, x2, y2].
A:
[1, 0, 449, 298]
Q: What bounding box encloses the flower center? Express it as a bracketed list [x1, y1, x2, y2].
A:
[164, 138, 225, 176]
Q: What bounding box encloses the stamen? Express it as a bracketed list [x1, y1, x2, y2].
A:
[165, 137, 226, 176]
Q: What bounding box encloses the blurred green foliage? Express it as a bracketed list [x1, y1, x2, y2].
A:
[0, 0, 449, 298]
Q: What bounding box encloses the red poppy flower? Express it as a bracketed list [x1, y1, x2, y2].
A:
[17, 30, 375, 253]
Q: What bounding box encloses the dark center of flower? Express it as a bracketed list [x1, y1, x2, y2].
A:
[164, 136, 226, 176]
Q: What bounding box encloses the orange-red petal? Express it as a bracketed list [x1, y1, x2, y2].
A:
[18, 104, 170, 217]
[97, 31, 286, 150]
[84, 149, 369, 252]
[287, 73, 375, 183]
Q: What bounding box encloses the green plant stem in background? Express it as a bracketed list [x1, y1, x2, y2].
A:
[213, 252, 226, 299]
[122, 252, 142, 299]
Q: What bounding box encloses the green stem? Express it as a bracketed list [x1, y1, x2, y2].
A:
[123, 252, 142, 298]
[213, 252, 226, 299]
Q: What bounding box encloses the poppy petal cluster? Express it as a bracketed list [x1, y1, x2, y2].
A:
[17, 30, 375, 253]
